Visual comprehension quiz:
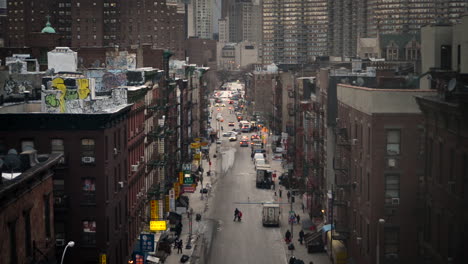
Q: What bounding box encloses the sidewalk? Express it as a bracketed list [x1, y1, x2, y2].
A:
[267, 141, 332, 264]
[164, 142, 219, 264]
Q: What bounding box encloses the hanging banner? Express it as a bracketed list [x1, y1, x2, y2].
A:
[140, 234, 155, 252]
[174, 182, 180, 198]
[165, 195, 170, 213]
[190, 142, 201, 149]
[169, 189, 175, 211]
[158, 200, 164, 219]
[179, 172, 184, 184]
[150, 200, 158, 220]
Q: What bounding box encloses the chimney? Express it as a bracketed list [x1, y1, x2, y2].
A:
[19, 149, 39, 171]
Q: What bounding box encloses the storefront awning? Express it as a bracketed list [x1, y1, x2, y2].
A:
[322, 224, 334, 233]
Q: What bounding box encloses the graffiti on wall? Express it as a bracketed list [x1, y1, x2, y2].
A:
[85, 70, 127, 92]
[106, 53, 136, 70]
[102, 72, 127, 91]
[4, 79, 33, 95]
[44, 77, 91, 112]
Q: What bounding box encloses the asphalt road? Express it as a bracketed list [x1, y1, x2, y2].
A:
[206, 90, 288, 264]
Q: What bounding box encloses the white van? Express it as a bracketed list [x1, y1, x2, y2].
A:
[262, 203, 280, 226]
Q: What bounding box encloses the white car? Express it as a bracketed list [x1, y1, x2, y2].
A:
[230, 131, 238, 136]
[222, 132, 231, 137]
[255, 158, 266, 168]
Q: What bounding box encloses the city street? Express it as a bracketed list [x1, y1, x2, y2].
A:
[207, 90, 288, 264]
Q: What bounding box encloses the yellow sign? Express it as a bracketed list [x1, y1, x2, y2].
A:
[174, 183, 180, 198]
[165, 195, 170, 213]
[200, 141, 209, 146]
[150, 220, 167, 231]
[100, 254, 107, 264]
[179, 172, 184, 184]
[194, 137, 201, 142]
[150, 200, 157, 220]
[194, 153, 201, 160]
[190, 142, 201, 149]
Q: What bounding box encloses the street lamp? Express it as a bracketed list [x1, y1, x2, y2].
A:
[376, 219, 386, 264]
[60, 241, 75, 264]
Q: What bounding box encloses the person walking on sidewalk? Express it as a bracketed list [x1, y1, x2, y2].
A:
[287, 191, 291, 201]
[285, 230, 292, 243]
[279, 189, 282, 198]
[299, 230, 305, 245]
[296, 214, 301, 224]
[177, 240, 183, 254]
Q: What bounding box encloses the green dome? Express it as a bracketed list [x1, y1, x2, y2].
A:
[41, 17, 56, 34]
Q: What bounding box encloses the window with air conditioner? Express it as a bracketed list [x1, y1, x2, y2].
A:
[386, 130, 400, 155]
[51, 139, 65, 163]
[385, 174, 400, 205]
[81, 139, 95, 163]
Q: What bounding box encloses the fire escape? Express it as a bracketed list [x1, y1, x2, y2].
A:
[332, 118, 352, 241]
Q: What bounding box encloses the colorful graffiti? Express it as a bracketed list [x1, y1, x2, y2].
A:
[44, 77, 91, 112]
[106, 53, 136, 70]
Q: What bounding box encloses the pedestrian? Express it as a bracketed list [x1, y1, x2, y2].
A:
[274, 191, 277, 196]
[299, 230, 305, 245]
[296, 214, 301, 224]
[287, 191, 291, 201]
[234, 208, 239, 221]
[279, 189, 282, 198]
[302, 203, 305, 213]
[285, 230, 292, 243]
[177, 240, 183, 254]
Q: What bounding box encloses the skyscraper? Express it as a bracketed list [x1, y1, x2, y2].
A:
[262, 0, 328, 65]
[193, 0, 215, 39]
[328, 0, 468, 58]
[227, 0, 261, 43]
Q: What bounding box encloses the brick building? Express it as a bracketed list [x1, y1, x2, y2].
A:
[0, 96, 132, 264]
[332, 84, 435, 264]
[1, 151, 62, 264]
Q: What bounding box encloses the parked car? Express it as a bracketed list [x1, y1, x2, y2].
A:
[229, 136, 237, 141]
[228, 122, 235, 126]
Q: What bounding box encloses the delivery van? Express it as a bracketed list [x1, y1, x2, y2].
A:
[262, 203, 280, 227]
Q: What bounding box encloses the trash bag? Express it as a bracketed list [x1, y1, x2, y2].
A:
[196, 213, 202, 221]
[288, 243, 295, 250]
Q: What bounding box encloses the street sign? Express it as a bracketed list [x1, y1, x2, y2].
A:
[183, 186, 196, 193]
[140, 234, 155, 252]
[182, 163, 192, 171]
[150, 200, 157, 220]
[100, 254, 107, 264]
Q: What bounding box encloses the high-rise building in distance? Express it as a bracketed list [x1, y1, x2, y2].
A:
[262, 0, 328, 65]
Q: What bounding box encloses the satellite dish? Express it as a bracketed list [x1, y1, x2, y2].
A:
[448, 78, 457, 92]
[356, 77, 365, 86]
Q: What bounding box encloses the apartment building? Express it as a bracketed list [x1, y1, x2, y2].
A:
[262, 0, 328, 65]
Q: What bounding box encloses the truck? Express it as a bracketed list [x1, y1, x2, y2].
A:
[256, 164, 273, 189]
[262, 203, 280, 227]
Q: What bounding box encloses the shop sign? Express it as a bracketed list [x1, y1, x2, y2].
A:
[190, 142, 200, 149]
[149, 220, 167, 231]
[140, 234, 155, 252]
[100, 254, 107, 264]
[179, 172, 184, 184]
[183, 185, 196, 193]
[174, 182, 180, 198]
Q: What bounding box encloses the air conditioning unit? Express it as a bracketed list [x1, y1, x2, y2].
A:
[388, 158, 396, 168]
[118, 181, 124, 189]
[391, 197, 400, 205]
[82, 156, 95, 163]
[56, 239, 65, 247]
[131, 164, 139, 172]
[351, 139, 358, 145]
[113, 148, 118, 155]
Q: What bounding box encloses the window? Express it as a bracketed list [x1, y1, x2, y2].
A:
[81, 139, 95, 160]
[385, 174, 400, 203]
[384, 227, 399, 254]
[386, 130, 400, 155]
[440, 45, 452, 70]
[24, 210, 32, 257]
[21, 140, 34, 152]
[51, 139, 65, 163]
[9, 220, 18, 264]
[82, 220, 97, 245]
[44, 194, 51, 238]
[82, 178, 96, 204]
